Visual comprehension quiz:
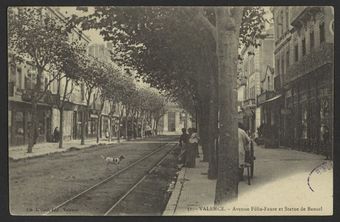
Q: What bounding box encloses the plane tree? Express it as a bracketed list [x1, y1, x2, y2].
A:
[74, 6, 267, 204]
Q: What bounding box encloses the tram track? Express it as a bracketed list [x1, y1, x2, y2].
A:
[44, 142, 177, 216]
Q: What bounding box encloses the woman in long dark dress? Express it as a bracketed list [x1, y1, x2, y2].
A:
[186, 128, 199, 168]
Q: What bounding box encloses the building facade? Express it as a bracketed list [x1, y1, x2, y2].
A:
[238, 24, 275, 137]
[157, 103, 193, 135]
[272, 6, 333, 157]
[8, 7, 96, 146]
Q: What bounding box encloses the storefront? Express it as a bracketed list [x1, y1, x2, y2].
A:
[9, 101, 51, 146]
[100, 115, 110, 139]
[258, 94, 283, 148]
[88, 112, 98, 138]
[283, 64, 333, 156]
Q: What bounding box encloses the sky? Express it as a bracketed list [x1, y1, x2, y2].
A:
[57, 7, 105, 45]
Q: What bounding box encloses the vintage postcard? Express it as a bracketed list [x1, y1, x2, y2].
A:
[8, 6, 333, 216]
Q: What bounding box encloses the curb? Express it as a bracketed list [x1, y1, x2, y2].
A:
[8, 142, 118, 161]
[8, 136, 166, 161]
[162, 166, 187, 216]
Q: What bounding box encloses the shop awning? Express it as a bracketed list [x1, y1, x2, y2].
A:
[262, 94, 282, 104]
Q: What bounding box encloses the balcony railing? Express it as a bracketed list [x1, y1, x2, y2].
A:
[284, 43, 333, 85]
[21, 89, 59, 105]
[243, 98, 256, 107]
[290, 7, 322, 27]
[257, 91, 276, 106]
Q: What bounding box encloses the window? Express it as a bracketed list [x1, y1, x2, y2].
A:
[319, 22, 325, 43]
[277, 59, 280, 75]
[25, 75, 32, 90]
[93, 94, 96, 109]
[310, 30, 315, 49]
[302, 36, 306, 56]
[248, 86, 255, 99]
[286, 49, 290, 67]
[294, 44, 299, 62]
[276, 16, 280, 39]
[250, 56, 254, 74]
[168, 112, 176, 132]
[44, 78, 48, 90]
[281, 57, 285, 75]
[268, 76, 271, 90]
[14, 111, 24, 136]
[16, 67, 22, 89]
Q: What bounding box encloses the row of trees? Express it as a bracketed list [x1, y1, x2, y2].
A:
[73, 6, 268, 204]
[8, 7, 167, 153]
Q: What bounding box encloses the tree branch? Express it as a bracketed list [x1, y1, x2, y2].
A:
[196, 8, 217, 41]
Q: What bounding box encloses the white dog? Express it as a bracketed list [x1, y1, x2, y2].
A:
[101, 155, 125, 169]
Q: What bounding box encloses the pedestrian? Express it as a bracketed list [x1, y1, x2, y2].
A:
[53, 127, 60, 143]
[238, 122, 251, 181]
[178, 128, 189, 165]
[186, 128, 199, 168]
[190, 128, 200, 158]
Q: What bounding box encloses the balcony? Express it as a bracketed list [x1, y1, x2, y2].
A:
[21, 89, 60, 106]
[257, 91, 276, 106]
[290, 7, 322, 28]
[243, 98, 256, 107]
[284, 43, 333, 85]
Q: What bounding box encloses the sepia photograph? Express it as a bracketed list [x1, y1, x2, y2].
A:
[7, 5, 334, 216]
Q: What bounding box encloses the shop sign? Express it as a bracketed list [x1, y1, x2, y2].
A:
[90, 114, 98, 119]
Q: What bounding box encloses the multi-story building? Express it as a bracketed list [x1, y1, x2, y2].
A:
[8, 7, 93, 146]
[272, 6, 333, 157]
[238, 23, 275, 136]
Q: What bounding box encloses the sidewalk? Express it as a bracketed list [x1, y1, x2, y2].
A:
[9, 138, 125, 161]
[163, 145, 333, 216]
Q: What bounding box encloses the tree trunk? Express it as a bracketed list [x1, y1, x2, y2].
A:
[27, 67, 44, 153]
[108, 117, 112, 142]
[59, 107, 64, 148]
[27, 100, 38, 153]
[96, 114, 101, 144]
[81, 110, 86, 145]
[214, 8, 242, 205]
[208, 76, 218, 179]
[135, 118, 139, 139]
[141, 116, 145, 139]
[117, 118, 121, 143]
[154, 118, 159, 136]
[125, 117, 129, 140]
